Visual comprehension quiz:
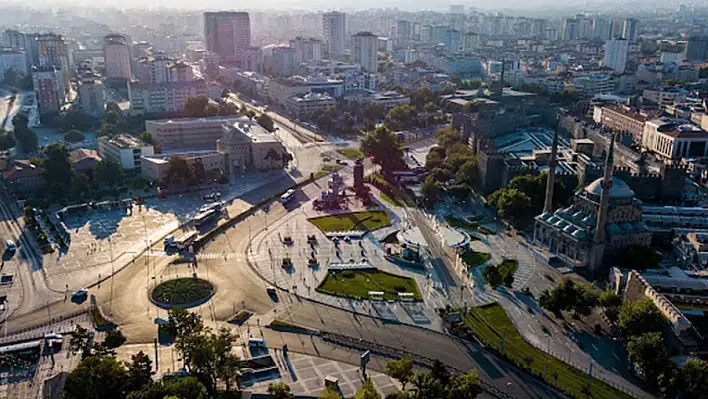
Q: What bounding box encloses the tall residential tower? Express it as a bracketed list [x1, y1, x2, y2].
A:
[322, 11, 346, 58]
[204, 11, 251, 66]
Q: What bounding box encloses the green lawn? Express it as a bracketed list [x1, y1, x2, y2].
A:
[151, 278, 214, 306]
[460, 249, 491, 268]
[316, 269, 422, 300]
[336, 148, 364, 159]
[321, 164, 342, 172]
[308, 211, 391, 232]
[444, 216, 479, 230]
[459, 303, 633, 399]
[498, 259, 518, 280]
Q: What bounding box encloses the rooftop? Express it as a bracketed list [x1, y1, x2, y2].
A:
[102, 134, 148, 149]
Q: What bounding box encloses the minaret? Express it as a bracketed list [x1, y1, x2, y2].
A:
[543, 125, 560, 214]
[589, 134, 616, 274]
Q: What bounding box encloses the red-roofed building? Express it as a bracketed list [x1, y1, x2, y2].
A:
[69, 149, 102, 173]
[1, 160, 43, 192]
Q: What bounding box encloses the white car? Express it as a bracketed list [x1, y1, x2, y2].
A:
[71, 289, 88, 298]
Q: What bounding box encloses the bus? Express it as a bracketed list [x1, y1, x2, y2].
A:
[280, 189, 295, 203]
[193, 209, 219, 226]
[165, 230, 198, 250]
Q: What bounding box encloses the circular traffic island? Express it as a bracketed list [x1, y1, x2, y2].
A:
[150, 277, 215, 309]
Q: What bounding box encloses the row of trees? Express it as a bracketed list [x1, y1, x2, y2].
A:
[421, 127, 478, 206]
[538, 278, 601, 317]
[268, 357, 481, 399]
[65, 308, 241, 399]
[617, 298, 708, 398]
[488, 172, 576, 227]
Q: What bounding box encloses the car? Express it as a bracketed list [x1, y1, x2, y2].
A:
[322, 156, 331, 162]
[266, 286, 277, 295]
[72, 289, 88, 298]
[5, 240, 16, 252]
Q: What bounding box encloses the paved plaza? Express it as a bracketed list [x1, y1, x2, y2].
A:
[42, 170, 289, 292]
[249, 203, 454, 330]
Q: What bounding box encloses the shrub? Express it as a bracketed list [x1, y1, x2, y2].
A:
[342, 270, 355, 278]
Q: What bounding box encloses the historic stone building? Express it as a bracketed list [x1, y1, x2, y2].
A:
[533, 135, 652, 275]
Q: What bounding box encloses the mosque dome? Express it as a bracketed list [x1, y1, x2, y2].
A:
[584, 177, 635, 199]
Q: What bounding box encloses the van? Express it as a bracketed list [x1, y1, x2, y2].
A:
[5, 240, 16, 252]
[248, 338, 267, 348]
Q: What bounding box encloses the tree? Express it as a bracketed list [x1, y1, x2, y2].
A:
[14, 126, 38, 153]
[448, 184, 471, 202]
[190, 159, 207, 186]
[420, 175, 441, 207]
[257, 113, 275, 132]
[538, 278, 598, 316]
[184, 96, 209, 117]
[268, 382, 294, 399]
[674, 358, 708, 398]
[482, 264, 502, 287]
[42, 143, 73, 191]
[127, 351, 154, 392]
[0, 129, 16, 150]
[356, 377, 381, 399]
[360, 126, 404, 174]
[165, 156, 191, 186]
[598, 290, 621, 308]
[410, 87, 438, 109]
[139, 131, 157, 146]
[386, 104, 417, 130]
[12, 113, 29, 129]
[127, 376, 207, 399]
[618, 298, 665, 338]
[170, 309, 240, 394]
[488, 188, 531, 223]
[411, 371, 445, 399]
[615, 244, 660, 270]
[205, 103, 220, 117]
[73, 173, 91, 192]
[64, 355, 129, 399]
[386, 357, 413, 390]
[64, 129, 86, 143]
[69, 324, 92, 358]
[94, 159, 124, 187]
[318, 387, 343, 399]
[447, 369, 482, 399]
[627, 332, 669, 382]
[455, 159, 477, 186]
[363, 103, 385, 121]
[103, 330, 127, 349]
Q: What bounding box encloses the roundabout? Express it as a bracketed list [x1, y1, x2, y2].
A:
[149, 277, 215, 309]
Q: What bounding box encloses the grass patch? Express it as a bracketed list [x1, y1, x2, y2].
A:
[457, 303, 632, 399]
[151, 278, 214, 306]
[336, 148, 364, 159]
[380, 191, 409, 207]
[444, 216, 479, 230]
[478, 225, 495, 235]
[321, 164, 342, 172]
[316, 269, 422, 300]
[460, 249, 491, 268]
[229, 310, 251, 325]
[90, 306, 112, 328]
[269, 319, 306, 330]
[308, 211, 391, 232]
[498, 258, 518, 279]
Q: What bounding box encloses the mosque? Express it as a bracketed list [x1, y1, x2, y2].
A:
[532, 132, 652, 276]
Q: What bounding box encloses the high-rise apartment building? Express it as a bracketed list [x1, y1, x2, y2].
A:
[289, 37, 323, 63]
[270, 46, 296, 77]
[351, 32, 378, 73]
[166, 61, 195, 82]
[0, 49, 28, 77]
[322, 12, 346, 58]
[32, 65, 64, 115]
[604, 38, 629, 73]
[204, 12, 251, 65]
[561, 18, 580, 41]
[685, 37, 708, 61]
[103, 34, 132, 80]
[622, 18, 640, 42]
[592, 18, 613, 40]
[78, 73, 105, 117]
[395, 20, 413, 48]
[36, 33, 70, 93]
